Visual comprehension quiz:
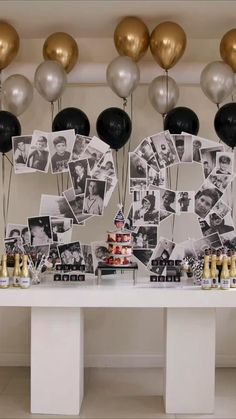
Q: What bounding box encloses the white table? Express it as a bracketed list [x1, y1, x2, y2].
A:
[0, 277, 236, 416]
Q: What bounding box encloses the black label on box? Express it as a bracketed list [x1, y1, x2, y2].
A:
[62, 274, 70, 281]
[78, 274, 85, 281]
[55, 264, 62, 271]
[70, 274, 78, 281]
[150, 275, 158, 282]
[54, 273, 62, 281]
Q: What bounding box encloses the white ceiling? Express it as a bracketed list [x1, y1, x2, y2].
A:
[1, 0, 236, 39]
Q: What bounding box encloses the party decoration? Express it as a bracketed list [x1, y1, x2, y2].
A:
[34, 60, 67, 103]
[200, 61, 234, 105]
[150, 21, 186, 70]
[0, 110, 21, 153]
[106, 56, 140, 99]
[148, 75, 179, 115]
[2, 74, 33, 116]
[96, 107, 132, 150]
[164, 107, 199, 135]
[52, 107, 90, 135]
[114, 16, 149, 62]
[0, 22, 19, 70]
[214, 102, 236, 148]
[220, 28, 236, 72]
[43, 32, 79, 73]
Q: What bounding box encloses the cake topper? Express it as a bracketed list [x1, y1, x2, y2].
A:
[114, 204, 125, 230]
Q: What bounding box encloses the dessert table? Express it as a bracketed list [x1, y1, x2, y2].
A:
[0, 276, 235, 416]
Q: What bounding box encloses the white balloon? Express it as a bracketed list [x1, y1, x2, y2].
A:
[200, 61, 234, 105]
[2, 74, 33, 116]
[34, 60, 67, 103]
[106, 56, 140, 99]
[149, 75, 179, 115]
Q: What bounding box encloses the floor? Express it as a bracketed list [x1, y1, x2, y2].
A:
[0, 367, 236, 418]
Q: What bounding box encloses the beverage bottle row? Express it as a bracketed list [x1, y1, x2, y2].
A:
[0, 254, 30, 289]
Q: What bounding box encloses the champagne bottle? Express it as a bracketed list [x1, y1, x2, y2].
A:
[12, 254, 21, 287]
[211, 254, 219, 288]
[230, 253, 236, 288]
[20, 255, 30, 289]
[220, 255, 230, 290]
[0, 255, 9, 288]
[201, 255, 212, 290]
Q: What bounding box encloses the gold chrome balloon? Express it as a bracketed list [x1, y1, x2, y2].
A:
[220, 28, 236, 73]
[150, 21, 186, 70]
[43, 32, 79, 73]
[0, 22, 19, 70]
[114, 16, 149, 62]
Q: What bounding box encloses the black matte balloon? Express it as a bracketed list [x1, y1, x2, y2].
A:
[0, 110, 21, 153]
[52, 107, 90, 135]
[164, 106, 199, 135]
[214, 103, 236, 148]
[96, 107, 132, 150]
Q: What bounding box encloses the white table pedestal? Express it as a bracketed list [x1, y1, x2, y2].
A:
[31, 307, 84, 415]
[164, 308, 215, 414]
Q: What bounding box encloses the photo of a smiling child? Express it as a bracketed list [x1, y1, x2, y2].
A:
[49, 129, 75, 174]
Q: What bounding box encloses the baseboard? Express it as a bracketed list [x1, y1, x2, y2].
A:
[0, 353, 236, 368]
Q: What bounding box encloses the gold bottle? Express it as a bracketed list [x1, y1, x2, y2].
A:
[211, 254, 219, 289]
[12, 254, 21, 287]
[220, 255, 230, 290]
[230, 253, 236, 288]
[0, 255, 9, 288]
[201, 255, 212, 290]
[20, 255, 30, 289]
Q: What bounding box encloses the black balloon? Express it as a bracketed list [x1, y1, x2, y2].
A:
[0, 111, 21, 153]
[214, 103, 236, 148]
[164, 106, 199, 135]
[52, 107, 90, 136]
[96, 107, 132, 150]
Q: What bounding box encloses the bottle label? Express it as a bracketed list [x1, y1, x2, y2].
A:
[20, 277, 30, 288]
[212, 277, 219, 287]
[221, 278, 230, 289]
[202, 278, 212, 289]
[0, 277, 9, 287]
[230, 277, 236, 287]
[13, 276, 20, 286]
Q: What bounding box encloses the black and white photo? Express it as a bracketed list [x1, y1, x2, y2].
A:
[4, 237, 23, 254]
[132, 226, 158, 248]
[200, 145, 224, 178]
[12, 135, 35, 174]
[150, 131, 179, 169]
[130, 178, 147, 192]
[91, 150, 116, 179]
[40, 194, 78, 224]
[133, 191, 160, 226]
[68, 158, 90, 195]
[58, 241, 84, 265]
[172, 134, 193, 162]
[91, 241, 113, 275]
[51, 217, 73, 244]
[214, 200, 231, 219]
[195, 181, 222, 219]
[104, 176, 117, 207]
[192, 135, 219, 164]
[63, 188, 90, 224]
[6, 224, 30, 245]
[176, 191, 194, 213]
[148, 237, 176, 274]
[81, 244, 94, 273]
[83, 179, 106, 216]
[83, 136, 110, 171]
[134, 137, 159, 171]
[71, 134, 91, 161]
[147, 166, 165, 189]
[26, 130, 50, 173]
[28, 216, 53, 246]
[129, 152, 147, 179]
[159, 188, 176, 221]
[49, 129, 75, 173]
[24, 245, 50, 265]
[179, 239, 196, 258]
[209, 171, 233, 192]
[216, 151, 234, 175]
[198, 212, 235, 237]
[193, 233, 222, 258]
[48, 244, 60, 265]
[220, 231, 236, 250]
[133, 249, 153, 267]
[124, 205, 138, 233]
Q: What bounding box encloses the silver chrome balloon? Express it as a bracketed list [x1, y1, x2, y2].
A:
[200, 61, 234, 105]
[2, 74, 33, 116]
[34, 60, 67, 103]
[148, 75, 179, 115]
[106, 56, 140, 99]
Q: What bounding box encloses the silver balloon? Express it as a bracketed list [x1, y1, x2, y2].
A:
[34, 60, 67, 103]
[2, 74, 33, 116]
[200, 61, 234, 105]
[148, 75, 179, 115]
[106, 56, 140, 99]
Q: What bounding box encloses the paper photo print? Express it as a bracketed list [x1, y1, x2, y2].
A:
[133, 190, 160, 226]
[71, 134, 91, 161]
[200, 145, 224, 179]
[220, 231, 236, 250]
[28, 216, 53, 246]
[134, 137, 159, 172]
[178, 239, 196, 258]
[57, 241, 84, 265]
[68, 158, 90, 195]
[209, 171, 233, 193]
[194, 180, 222, 219]
[83, 179, 106, 216]
[176, 191, 195, 213]
[193, 232, 222, 258]
[147, 166, 166, 189]
[148, 237, 176, 275]
[172, 134, 193, 163]
[63, 188, 91, 224]
[192, 135, 220, 164]
[12, 135, 36, 174]
[215, 151, 234, 176]
[104, 176, 117, 207]
[81, 244, 94, 273]
[48, 244, 60, 265]
[159, 188, 176, 221]
[150, 131, 179, 169]
[91, 241, 113, 275]
[4, 237, 23, 254]
[124, 205, 138, 233]
[51, 217, 73, 244]
[133, 248, 153, 267]
[129, 152, 147, 180]
[91, 150, 116, 180]
[40, 194, 78, 224]
[26, 130, 50, 173]
[213, 200, 231, 219]
[49, 129, 75, 174]
[132, 226, 158, 249]
[82, 136, 110, 171]
[6, 224, 30, 246]
[198, 211, 235, 237]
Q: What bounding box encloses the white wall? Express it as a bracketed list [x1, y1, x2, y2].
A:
[0, 38, 236, 367]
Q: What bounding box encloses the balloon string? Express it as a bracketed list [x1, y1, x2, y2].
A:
[216, 103, 220, 109]
[165, 70, 169, 116]
[6, 162, 13, 225]
[171, 165, 180, 242]
[121, 98, 127, 207]
[115, 150, 121, 205]
[162, 114, 165, 130]
[123, 93, 133, 212]
[51, 101, 61, 195]
[2, 154, 6, 236]
[232, 147, 235, 221]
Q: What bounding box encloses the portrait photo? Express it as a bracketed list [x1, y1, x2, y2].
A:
[172, 134, 193, 162]
[51, 217, 73, 244]
[71, 134, 91, 161]
[49, 129, 75, 173]
[133, 190, 160, 226]
[83, 179, 106, 216]
[176, 191, 195, 213]
[129, 152, 147, 179]
[150, 131, 179, 169]
[6, 224, 30, 246]
[215, 151, 234, 175]
[68, 158, 90, 195]
[28, 216, 53, 246]
[200, 145, 224, 179]
[160, 189, 176, 215]
[26, 130, 50, 173]
[134, 137, 159, 172]
[12, 135, 35, 174]
[194, 181, 222, 219]
[132, 226, 158, 249]
[4, 237, 23, 255]
[58, 241, 84, 265]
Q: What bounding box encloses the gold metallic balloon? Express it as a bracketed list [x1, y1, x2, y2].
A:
[150, 21, 186, 70]
[220, 28, 236, 73]
[43, 32, 79, 73]
[114, 16, 149, 62]
[0, 22, 19, 70]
